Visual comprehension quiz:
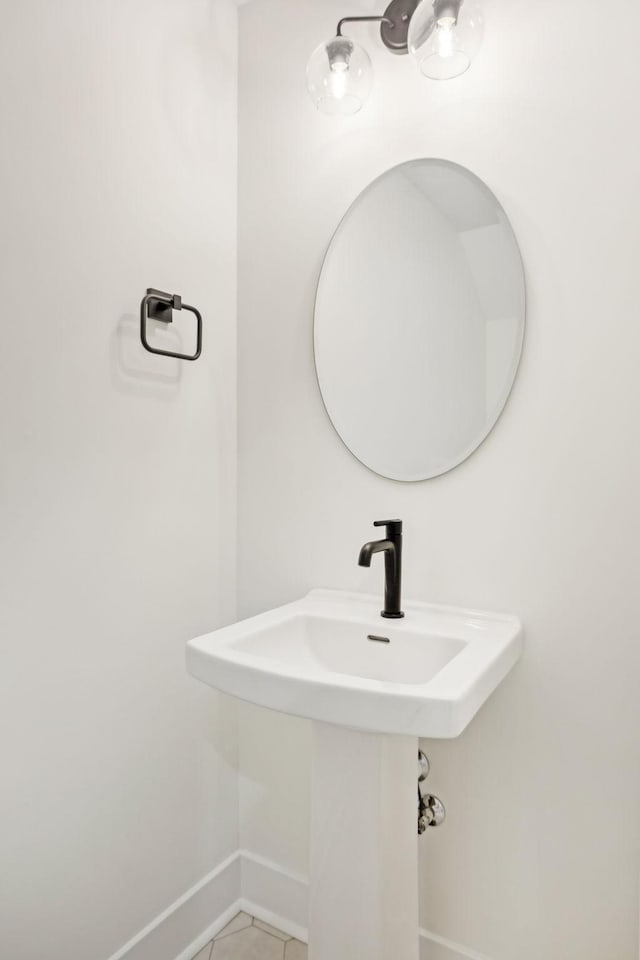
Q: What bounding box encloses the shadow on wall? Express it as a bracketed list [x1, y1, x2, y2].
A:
[110, 312, 183, 398]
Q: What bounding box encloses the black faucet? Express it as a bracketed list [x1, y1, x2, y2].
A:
[358, 519, 404, 619]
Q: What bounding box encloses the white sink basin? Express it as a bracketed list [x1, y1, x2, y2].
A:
[187, 589, 522, 738]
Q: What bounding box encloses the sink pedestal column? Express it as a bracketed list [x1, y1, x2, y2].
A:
[308, 722, 419, 960]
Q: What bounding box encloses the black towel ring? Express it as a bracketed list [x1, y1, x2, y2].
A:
[140, 288, 202, 361]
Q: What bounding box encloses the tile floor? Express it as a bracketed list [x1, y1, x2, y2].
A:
[192, 912, 307, 960]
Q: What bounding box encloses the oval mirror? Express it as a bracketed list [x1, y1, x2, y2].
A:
[313, 159, 525, 481]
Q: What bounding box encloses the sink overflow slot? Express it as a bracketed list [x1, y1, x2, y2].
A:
[367, 634, 391, 644]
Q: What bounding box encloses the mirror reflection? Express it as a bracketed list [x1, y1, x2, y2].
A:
[314, 159, 525, 481]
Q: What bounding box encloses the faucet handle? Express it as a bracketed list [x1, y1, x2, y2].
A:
[373, 519, 402, 536]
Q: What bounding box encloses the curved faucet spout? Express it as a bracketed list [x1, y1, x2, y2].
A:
[358, 538, 394, 568]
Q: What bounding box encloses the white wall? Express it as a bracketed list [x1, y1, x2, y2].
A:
[237, 0, 640, 957]
[0, 2, 239, 959]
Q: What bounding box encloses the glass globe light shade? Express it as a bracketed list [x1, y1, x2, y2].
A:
[408, 0, 483, 80]
[306, 36, 373, 116]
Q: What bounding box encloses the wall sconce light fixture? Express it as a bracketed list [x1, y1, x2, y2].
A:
[306, 0, 483, 115]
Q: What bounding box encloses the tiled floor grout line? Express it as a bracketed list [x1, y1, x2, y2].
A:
[213, 928, 244, 942]
[251, 916, 292, 942]
[195, 911, 306, 960]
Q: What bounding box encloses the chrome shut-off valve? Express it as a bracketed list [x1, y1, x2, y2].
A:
[418, 750, 445, 835]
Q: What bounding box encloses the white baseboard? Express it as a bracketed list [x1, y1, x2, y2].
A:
[238, 848, 309, 942]
[175, 901, 242, 960]
[106, 847, 493, 960]
[419, 926, 495, 960]
[104, 852, 240, 960]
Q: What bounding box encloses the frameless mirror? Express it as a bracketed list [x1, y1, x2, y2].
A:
[314, 159, 525, 481]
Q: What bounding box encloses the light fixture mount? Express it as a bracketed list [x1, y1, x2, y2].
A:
[379, 0, 421, 54]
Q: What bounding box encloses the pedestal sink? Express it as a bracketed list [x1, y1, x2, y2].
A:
[187, 589, 523, 960]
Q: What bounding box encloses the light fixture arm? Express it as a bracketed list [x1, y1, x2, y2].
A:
[335, 0, 422, 55]
[336, 15, 393, 37]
